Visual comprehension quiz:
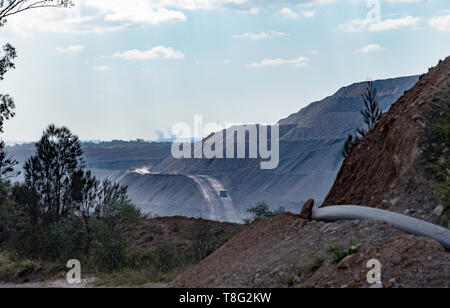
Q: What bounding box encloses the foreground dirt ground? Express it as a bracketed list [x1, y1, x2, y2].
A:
[1, 213, 448, 288]
[0, 278, 168, 288]
[171, 213, 449, 288]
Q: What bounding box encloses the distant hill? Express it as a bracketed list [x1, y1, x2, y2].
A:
[169, 58, 450, 288]
[116, 75, 419, 219]
[5, 76, 419, 220]
[5, 141, 172, 182]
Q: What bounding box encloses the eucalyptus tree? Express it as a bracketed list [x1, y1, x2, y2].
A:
[24, 125, 84, 222]
[0, 0, 73, 180]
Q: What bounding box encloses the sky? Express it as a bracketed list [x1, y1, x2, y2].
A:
[1, 0, 450, 142]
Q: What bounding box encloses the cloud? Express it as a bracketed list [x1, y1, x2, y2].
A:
[113, 46, 185, 60]
[370, 16, 421, 31]
[336, 18, 370, 32]
[2, 6, 128, 36]
[99, 7, 186, 25]
[232, 30, 287, 40]
[386, 0, 427, 3]
[430, 14, 450, 32]
[2, 0, 335, 35]
[56, 45, 85, 53]
[278, 7, 299, 18]
[278, 6, 318, 19]
[246, 56, 309, 68]
[359, 44, 383, 53]
[92, 65, 110, 71]
[301, 10, 317, 18]
[337, 16, 421, 32]
[297, 0, 335, 6]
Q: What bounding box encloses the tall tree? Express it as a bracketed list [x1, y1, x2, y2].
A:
[0, 141, 18, 179]
[0, 39, 17, 181]
[0, 43, 16, 133]
[24, 125, 83, 222]
[356, 81, 382, 138]
[71, 170, 132, 252]
[0, 1, 73, 180]
[342, 81, 382, 158]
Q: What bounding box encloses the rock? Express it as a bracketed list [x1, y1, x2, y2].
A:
[386, 278, 396, 288]
[337, 254, 355, 270]
[300, 199, 314, 220]
[404, 209, 416, 215]
[433, 205, 444, 217]
[389, 198, 400, 207]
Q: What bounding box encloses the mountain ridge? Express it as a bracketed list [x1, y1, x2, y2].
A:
[118, 75, 420, 219]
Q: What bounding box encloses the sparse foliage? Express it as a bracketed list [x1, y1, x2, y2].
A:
[0, 141, 18, 180]
[342, 134, 359, 158]
[0, 43, 17, 180]
[187, 220, 216, 261]
[246, 201, 285, 221]
[0, 1, 155, 280]
[24, 125, 84, 223]
[422, 89, 450, 226]
[342, 81, 382, 158]
[356, 81, 382, 138]
[0, 1, 73, 24]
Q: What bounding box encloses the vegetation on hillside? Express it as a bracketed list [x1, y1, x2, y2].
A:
[423, 89, 450, 227]
[343, 81, 382, 158]
[243, 201, 285, 224]
[0, 124, 147, 274]
[0, 4, 202, 285]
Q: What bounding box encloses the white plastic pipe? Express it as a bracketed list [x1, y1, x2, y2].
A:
[312, 205, 450, 251]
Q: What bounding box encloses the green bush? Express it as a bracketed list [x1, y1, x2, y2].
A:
[44, 216, 85, 261]
[129, 241, 182, 274]
[297, 257, 324, 276]
[246, 202, 285, 221]
[0, 250, 64, 283]
[329, 243, 358, 264]
[422, 89, 450, 226]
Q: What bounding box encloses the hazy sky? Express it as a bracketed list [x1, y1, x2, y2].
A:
[1, 0, 449, 142]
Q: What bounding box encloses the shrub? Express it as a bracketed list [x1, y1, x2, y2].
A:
[0, 250, 64, 283]
[297, 257, 324, 276]
[246, 202, 285, 221]
[329, 243, 358, 264]
[185, 220, 216, 262]
[44, 216, 85, 262]
[128, 241, 182, 275]
[422, 89, 450, 226]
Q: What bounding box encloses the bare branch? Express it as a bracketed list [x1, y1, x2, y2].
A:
[0, 0, 73, 22]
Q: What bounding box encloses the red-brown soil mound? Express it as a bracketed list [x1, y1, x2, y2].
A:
[323, 57, 450, 226]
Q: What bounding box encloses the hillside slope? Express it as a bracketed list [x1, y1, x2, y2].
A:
[323, 57, 450, 227]
[171, 58, 450, 288]
[6, 141, 172, 182]
[171, 213, 449, 288]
